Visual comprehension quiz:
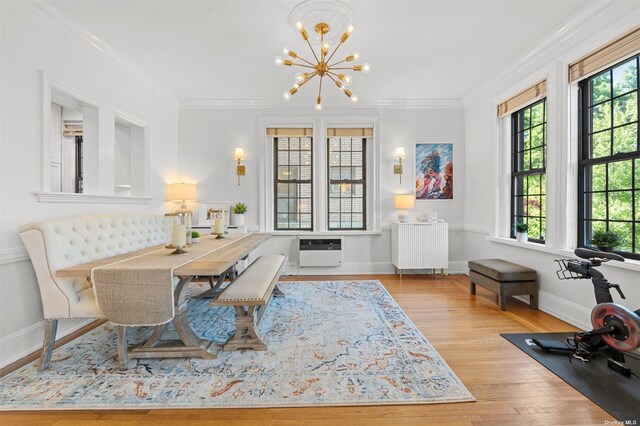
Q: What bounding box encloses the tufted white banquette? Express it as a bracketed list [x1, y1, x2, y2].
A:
[19, 213, 169, 370]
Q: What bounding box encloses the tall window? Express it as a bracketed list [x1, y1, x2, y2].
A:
[327, 128, 370, 230]
[511, 98, 547, 242]
[578, 54, 639, 259]
[273, 131, 313, 230]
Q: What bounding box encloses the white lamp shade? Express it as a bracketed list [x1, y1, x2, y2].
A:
[394, 194, 415, 209]
[167, 183, 197, 202]
[394, 147, 406, 159]
[234, 148, 245, 161]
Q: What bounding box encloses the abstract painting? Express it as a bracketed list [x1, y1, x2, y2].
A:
[415, 143, 453, 200]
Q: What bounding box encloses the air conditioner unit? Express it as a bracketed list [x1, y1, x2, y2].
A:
[299, 236, 343, 267]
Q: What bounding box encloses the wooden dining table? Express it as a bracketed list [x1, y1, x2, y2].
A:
[55, 232, 271, 368]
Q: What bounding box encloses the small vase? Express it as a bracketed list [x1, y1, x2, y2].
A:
[516, 232, 528, 242]
[234, 214, 245, 226]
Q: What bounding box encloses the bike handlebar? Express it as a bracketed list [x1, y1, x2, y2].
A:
[575, 248, 625, 263]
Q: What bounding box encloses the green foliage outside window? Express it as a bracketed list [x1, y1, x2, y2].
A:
[582, 55, 639, 258]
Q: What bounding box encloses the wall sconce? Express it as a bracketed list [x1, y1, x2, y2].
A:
[234, 148, 245, 185]
[394, 147, 406, 183]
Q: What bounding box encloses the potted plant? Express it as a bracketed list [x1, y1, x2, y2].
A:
[515, 222, 528, 242]
[231, 202, 248, 226]
[589, 230, 621, 252]
[191, 231, 201, 243]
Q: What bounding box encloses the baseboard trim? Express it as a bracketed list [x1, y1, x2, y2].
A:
[513, 291, 591, 331]
[283, 260, 468, 276]
[0, 319, 94, 369]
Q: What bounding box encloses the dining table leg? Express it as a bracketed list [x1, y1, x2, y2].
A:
[127, 275, 221, 362]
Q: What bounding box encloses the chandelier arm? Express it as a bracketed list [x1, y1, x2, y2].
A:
[318, 75, 324, 99]
[297, 72, 318, 89]
[305, 39, 320, 63]
[331, 66, 359, 70]
[295, 56, 316, 67]
[290, 63, 317, 69]
[325, 41, 344, 64]
[328, 58, 347, 67]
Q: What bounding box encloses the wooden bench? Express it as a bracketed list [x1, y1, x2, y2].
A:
[468, 259, 538, 311]
[211, 254, 286, 351]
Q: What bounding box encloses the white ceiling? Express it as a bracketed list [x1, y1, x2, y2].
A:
[53, 0, 589, 102]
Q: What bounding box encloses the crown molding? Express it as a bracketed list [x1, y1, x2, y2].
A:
[180, 98, 463, 110]
[24, 0, 178, 105]
[463, 0, 627, 106]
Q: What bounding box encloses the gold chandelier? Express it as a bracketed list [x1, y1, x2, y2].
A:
[274, 20, 370, 110]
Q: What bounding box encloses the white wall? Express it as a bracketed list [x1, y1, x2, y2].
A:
[463, 2, 640, 330]
[0, 1, 179, 366]
[178, 105, 466, 274]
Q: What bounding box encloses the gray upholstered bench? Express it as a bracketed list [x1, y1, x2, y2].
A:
[468, 259, 538, 311]
[211, 254, 286, 351]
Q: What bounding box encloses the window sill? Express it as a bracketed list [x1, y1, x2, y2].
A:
[486, 236, 640, 272]
[33, 192, 152, 204]
[269, 230, 383, 236]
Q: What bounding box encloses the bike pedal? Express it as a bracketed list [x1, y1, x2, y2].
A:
[607, 359, 631, 377]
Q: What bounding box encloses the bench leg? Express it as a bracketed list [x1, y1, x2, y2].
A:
[223, 306, 267, 351]
[469, 280, 476, 295]
[273, 284, 285, 298]
[39, 319, 58, 371]
[498, 293, 507, 311]
[116, 325, 130, 370]
[530, 292, 539, 309]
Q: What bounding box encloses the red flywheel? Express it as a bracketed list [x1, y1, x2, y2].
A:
[591, 303, 640, 352]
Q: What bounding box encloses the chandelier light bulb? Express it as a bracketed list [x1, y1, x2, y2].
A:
[343, 74, 353, 86]
[362, 63, 372, 74]
[274, 56, 284, 67]
[322, 42, 330, 53]
[352, 52, 359, 60]
[347, 25, 355, 34]
[282, 91, 292, 101]
[283, 47, 289, 55]
[296, 21, 304, 30]
[350, 95, 359, 103]
[314, 103, 322, 111]
[295, 73, 305, 83]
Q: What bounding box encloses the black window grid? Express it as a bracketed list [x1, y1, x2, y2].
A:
[511, 98, 547, 243]
[327, 137, 367, 230]
[273, 136, 313, 231]
[578, 54, 640, 260]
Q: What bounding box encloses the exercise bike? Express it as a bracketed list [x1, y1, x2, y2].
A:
[531, 248, 640, 375]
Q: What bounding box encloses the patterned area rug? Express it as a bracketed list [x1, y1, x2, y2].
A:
[0, 280, 474, 410]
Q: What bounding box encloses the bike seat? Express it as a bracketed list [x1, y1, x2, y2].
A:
[575, 247, 625, 262]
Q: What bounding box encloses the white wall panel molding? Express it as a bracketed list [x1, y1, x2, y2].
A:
[180, 99, 463, 110]
[33, 192, 152, 204]
[24, 0, 178, 105]
[0, 247, 29, 266]
[463, 0, 637, 106]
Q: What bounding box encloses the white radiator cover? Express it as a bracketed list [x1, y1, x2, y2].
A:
[391, 222, 449, 270]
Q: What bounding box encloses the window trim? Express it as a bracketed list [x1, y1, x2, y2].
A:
[577, 55, 640, 260]
[510, 98, 547, 244]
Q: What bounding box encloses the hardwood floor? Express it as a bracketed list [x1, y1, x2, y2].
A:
[0, 274, 614, 425]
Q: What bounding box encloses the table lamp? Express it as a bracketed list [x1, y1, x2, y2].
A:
[394, 194, 415, 223]
[167, 182, 197, 246]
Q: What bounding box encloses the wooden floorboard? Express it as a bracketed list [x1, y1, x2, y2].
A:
[0, 274, 615, 425]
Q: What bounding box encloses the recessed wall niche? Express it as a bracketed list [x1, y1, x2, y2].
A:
[43, 84, 149, 200]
